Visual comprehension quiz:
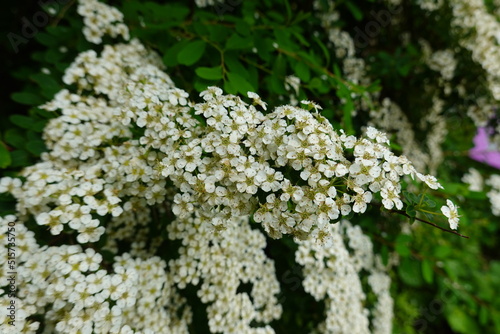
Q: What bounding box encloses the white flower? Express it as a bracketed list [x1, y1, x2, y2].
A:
[440, 199, 460, 230]
[300, 100, 323, 112]
[248, 92, 267, 110]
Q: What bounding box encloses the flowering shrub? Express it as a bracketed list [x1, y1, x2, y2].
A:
[1, 0, 500, 333]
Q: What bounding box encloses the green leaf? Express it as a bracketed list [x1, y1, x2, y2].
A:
[434, 245, 452, 259]
[9, 150, 30, 167]
[177, 40, 206, 66]
[345, 1, 364, 21]
[290, 11, 311, 25]
[34, 32, 57, 46]
[31, 73, 60, 90]
[443, 260, 462, 281]
[273, 29, 293, 50]
[405, 205, 416, 218]
[395, 234, 412, 257]
[195, 66, 223, 80]
[193, 79, 210, 93]
[294, 61, 311, 82]
[223, 80, 237, 95]
[225, 51, 247, 72]
[398, 258, 423, 287]
[421, 259, 434, 284]
[226, 72, 255, 95]
[479, 306, 488, 325]
[193, 22, 209, 37]
[403, 191, 419, 205]
[335, 82, 354, 135]
[322, 109, 334, 119]
[31, 73, 61, 98]
[292, 31, 310, 47]
[314, 36, 330, 66]
[447, 307, 480, 333]
[381, 245, 389, 266]
[4, 129, 25, 149]
[235, 21, 251, 36]
[26, 140, 46, 156]
[11, 92, 43, 106]
[208, 25, 231, 43]
[423, 196, 436, 208]
[225, 33, 253, 50]
[10, 115, 35, 130]
[254, 36, 273, 62]
[163, 40, 189, 67]
[10, 115, 45, 132]
[44, 49, 63, 64]
[0, 142, 11, 168]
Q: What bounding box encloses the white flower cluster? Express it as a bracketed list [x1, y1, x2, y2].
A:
[449, 0, 500, 101]
[462, 168, 484, 192]
[315, 0, 450, 174]
[420, 41, 457, 81]
[296, 220, 393, 334]
[0, 216, 191, 334]
[0, 0, 459, 332]
[168, 213, 281, 333]
[369, 98, 429, 171]
[416, 0, 444, 12]
[417, 0, 500, 144]
[194, 0, 223, 8]
[486, 175, 500, 216]
[78, 0, 130, 44]
[462, 169, 500, 217]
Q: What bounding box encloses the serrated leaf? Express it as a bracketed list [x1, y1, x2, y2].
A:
[177, 40, 206, 66]
[195, 66, 223, 80]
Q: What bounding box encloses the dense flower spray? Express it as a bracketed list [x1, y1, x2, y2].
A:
[0, 0, 467, 333]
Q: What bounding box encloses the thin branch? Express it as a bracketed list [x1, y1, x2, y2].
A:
[372, 202, 470, 239]
[392, 208, 470, 239]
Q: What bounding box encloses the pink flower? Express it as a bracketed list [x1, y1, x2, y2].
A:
[469, 127, 500, 169]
